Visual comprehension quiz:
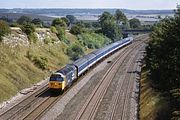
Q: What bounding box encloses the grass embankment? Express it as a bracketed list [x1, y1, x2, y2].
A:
[0, 30, 97, 103]
[140, 66, 170, 120]
[0, 42, 69, 103]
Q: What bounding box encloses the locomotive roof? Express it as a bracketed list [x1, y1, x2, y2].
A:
[56, 65, 74, 75]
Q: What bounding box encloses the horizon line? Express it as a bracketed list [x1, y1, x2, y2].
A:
[0, 7, 174, 11]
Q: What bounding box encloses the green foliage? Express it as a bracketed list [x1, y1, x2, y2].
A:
[21, 24, 35, 35]
[70, 25, 83, 35]
[33, 56, 48, 70]
[10, 22, 19, 27]
[51, 18, 66, 41]
[129, 18, 141, 29]
[28, 33, 38, 44]
[146, 16, 180, 90]
[21, 24, 37, 43]
[52, 18, 67, 28]
[17, 16, 31, 25]
[0, 20, 10, 41]
[31, 18, 43, 27]
[170, 88, 180, 120]
[56, 26, 65, 41]
[0, 41, 70, 103]
[50, 26, 58, 34]
[99, 11, 122, 41]
[145, 9, 180, 120]
[26, 51, 48, 70]
[66, 15, 77, 24]
[44, 38, 52, 44]
[61, 17, 70, 26]
[67, 43, 84, 60]
[115, 9, 128, 29]
[78, 33, 111, 49]
[0, 16, 12, 23]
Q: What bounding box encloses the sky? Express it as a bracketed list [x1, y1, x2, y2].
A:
[0, 0, 179, 10]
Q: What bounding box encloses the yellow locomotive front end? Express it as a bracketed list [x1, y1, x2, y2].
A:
[49, 73, 66, 91]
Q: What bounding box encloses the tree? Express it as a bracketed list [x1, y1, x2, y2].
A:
[145, 8, 180, 119]
[146, 12, 180, 90]
[61, 17, 70, 26]
[66, 15, 77, 24]
[70, 25, 83, 35]
[31, 18, 43, 27]
[21, 24, 35, 35]
[115, 9, 128, 26]
[51, 18, 67, 28]
[129, 18, 141, 29]
[0, 20, 10, 41]
[17, 16, 31, 25]
[99, 11, 122, 41]
[67, 43, 84, 60]
[0, 16, 12, 23]
[99, 12, 114, 25]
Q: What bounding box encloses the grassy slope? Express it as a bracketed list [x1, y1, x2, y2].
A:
[140, 66, 169, 120]
[0, 31, 96, 103]
[0, 35, 72, 103]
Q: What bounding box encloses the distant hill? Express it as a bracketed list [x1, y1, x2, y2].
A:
[0, 8, 174, 17]
[0, 12, 54, 22]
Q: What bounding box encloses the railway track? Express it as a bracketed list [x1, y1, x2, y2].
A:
[74, 36, 147, 120]
[109, 44, 145, 120]
[21, 94, 59, 120]
[0, 84, 49, 120]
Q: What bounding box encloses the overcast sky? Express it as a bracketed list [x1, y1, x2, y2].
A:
[0, 0, 179, 10]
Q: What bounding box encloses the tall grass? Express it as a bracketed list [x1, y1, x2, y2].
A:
[0, 42, 69, 103]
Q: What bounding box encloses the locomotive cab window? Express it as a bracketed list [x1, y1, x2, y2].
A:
[50, 75, 64, 82]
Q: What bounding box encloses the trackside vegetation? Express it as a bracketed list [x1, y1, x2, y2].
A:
[144, 8, 180, 120]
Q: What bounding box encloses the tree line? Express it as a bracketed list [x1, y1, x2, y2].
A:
[145, 8, 180, 120]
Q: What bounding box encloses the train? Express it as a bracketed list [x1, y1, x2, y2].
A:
[49, 37, 133, 91]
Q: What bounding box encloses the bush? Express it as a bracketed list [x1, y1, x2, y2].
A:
[17, 16, 31, 25]
[31, 18, 43, 27]
[21, 24, 35, 35]
[33, 56, 48, 70]
[52, 18, 67, 28]
[26, 51, 48, 70]
[21, 24, 37, 43]
[10, 22, 19, 27]
[67, 43, 84, 60]
[44, 38, 52, 44]
[70, 25, 83, 35]
[78, 33, 111, 49]
[28, 33, 38, 44]
[0, 20, 10, 41]
[50, 26, 58, 34]
[56, 26, 65, 41]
